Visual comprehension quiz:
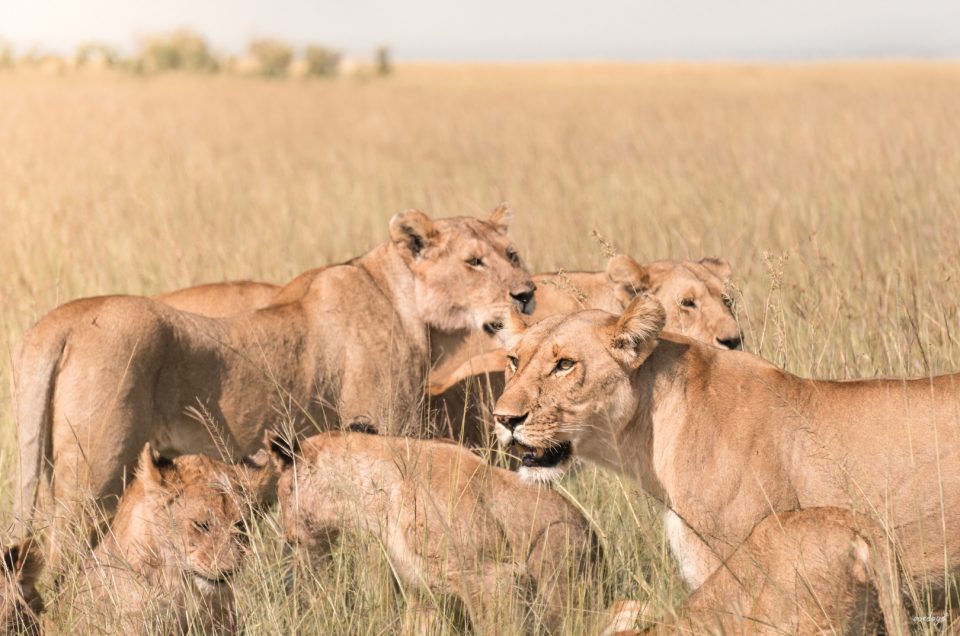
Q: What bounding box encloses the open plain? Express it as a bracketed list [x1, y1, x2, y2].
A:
[2, 63, 960, 632]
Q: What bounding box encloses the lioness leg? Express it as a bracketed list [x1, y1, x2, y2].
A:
[47, 405, 152, 573]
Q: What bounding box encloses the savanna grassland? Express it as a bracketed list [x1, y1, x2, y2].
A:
[2, 63, 960, 633]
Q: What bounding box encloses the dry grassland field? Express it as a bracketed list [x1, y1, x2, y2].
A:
[2, 62, 960, 633]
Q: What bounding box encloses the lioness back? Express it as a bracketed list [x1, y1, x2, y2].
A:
[156, 280, 280, 317]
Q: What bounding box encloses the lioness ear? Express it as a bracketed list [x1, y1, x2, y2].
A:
[610, 295, 666, 368]
[699, 257, 732, 281]
[137, 443, 172, 495]
[606, 255, 651, 306]
[487, 203, 512, 234]
[266, 430, 301, 470]
[390, 209, 438, 260]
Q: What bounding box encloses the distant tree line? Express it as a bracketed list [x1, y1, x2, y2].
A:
[0, 31, 392, 78]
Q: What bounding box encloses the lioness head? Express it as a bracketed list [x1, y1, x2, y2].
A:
[389, 204, 536, 332]
[606, 255, 740, 349]
[135, 444, 275, 594]
[491, 295, 667, 483]
[0, 541, 42, 635]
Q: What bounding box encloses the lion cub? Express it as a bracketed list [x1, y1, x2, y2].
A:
[614, 508, 908, 635]
[1, 540, 43, 635]
[65, 444, 276, 634]
[269, 430, 602, 635]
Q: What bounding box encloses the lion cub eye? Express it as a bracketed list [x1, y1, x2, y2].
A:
[679, 298, 697, 309]
[466, 257, 485, 268]
[506, 249, 520, 265]
[721, 293, 734, 310]
[553, 359, 575, 373]
[193, 520, 212, 533]
[506, 355, 519, 372]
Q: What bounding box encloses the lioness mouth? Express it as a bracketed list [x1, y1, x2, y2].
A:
[513, 441, 572, 468]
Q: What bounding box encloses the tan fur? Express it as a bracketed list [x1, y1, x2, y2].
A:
[0, 541, 43, 635]
[12, 209, 534, 572]
[430, 256, 740, 446]
[67, 445, 275, 634]
[156, 280, 281, 317]
[533, 256, 739, 348]
[492, 294, 960, 623]
[621, 508, 908, 635]
[271, 431, 601, 634]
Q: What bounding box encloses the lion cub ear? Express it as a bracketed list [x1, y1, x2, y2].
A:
[610, 294, 666, 368]
[137, 443, 173, 495]
[487, 203, 512, 234]
[390, 209, 438, 261]
[239, 445, 282, 505]
[266, 430, 302, 470]
[606, 255, 651, 306]
[699, 257, 732, 281]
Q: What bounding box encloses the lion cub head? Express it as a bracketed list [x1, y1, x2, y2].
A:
[492, 295, 667, 483]
[389, 204, 536, 332]
[0, 541, 43, 635]
[606, 255, 740, 349]
[132, 444, 274, 595]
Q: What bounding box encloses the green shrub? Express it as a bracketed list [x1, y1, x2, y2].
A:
[303, 45, 340, 76]
[138, 30, 217, 73]
[248, 39, 293, 77]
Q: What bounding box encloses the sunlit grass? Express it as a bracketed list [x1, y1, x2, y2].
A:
[2, 63, 960, 632]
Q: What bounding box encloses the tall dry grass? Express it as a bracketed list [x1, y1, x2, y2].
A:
[2, 63, 960, 632]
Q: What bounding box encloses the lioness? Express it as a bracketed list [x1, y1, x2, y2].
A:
[430, 256, 740, 444]
[1, 541, 43, 635]
[12, 207, 534, 571]
[614, 508, 907, 635]
[269, 430, 602, 634]
[491, 294, 960, 618]
[65, 444, 275, 634]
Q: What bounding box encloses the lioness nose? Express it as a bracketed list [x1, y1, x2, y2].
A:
[494, 412, 528, 431]
[510, 284, 536, 315]
[717, 336, 742, 350]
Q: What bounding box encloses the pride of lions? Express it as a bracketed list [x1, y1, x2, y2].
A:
[3, 206, 957, 634]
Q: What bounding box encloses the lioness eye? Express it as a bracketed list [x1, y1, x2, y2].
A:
[507, 355, 519, 371]
[721, 293, 734, 309]
[506, 249, 520, 265]
[193, 520, 211, 533]
[466, 257, 485, 268]
[680, 298, 697, 309]
[554, 359, 575, 373]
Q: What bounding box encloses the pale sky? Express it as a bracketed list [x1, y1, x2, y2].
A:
[2, 0, 959, 60]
